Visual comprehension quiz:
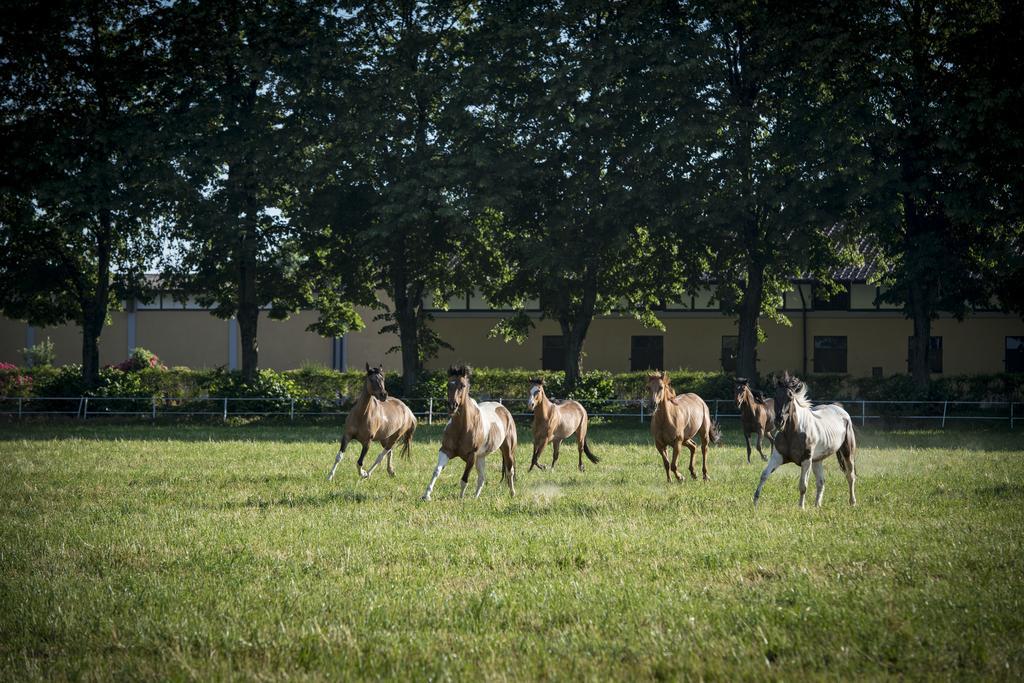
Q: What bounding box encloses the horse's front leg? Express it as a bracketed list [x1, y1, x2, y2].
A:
[529, 438, 548, 472]
[798, 459, 812, 509]
[812, 460, 825, 507]
[756, 430, 768, 461]
[652, 443, 670, 482]
[354, 442, 370, 478]
[327, 435, 349, 481]
[421, 450, 450, 501]
[753, 449, 784, 506]
[744, 431, 752, 464]
[474, 456, 487, 498]
[363, 442, 393, 479]
[459, 457, 476, 499]
[551, 440, 562, 469]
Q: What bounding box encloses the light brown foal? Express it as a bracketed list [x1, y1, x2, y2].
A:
[327, 364, 416, 481]
[647, 372, 721, 482]
[526, 378, 599, 472]
[734, 377, 775, 463]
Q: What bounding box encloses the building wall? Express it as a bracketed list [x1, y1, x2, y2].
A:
[137, 310, 228, 369]
[2, 307, 1021, 376]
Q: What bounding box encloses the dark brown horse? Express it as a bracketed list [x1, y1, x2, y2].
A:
[734, 377, 775, 463]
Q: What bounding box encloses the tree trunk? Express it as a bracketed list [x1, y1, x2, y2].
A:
[736, 265, 763, 381]
[559, 269, 598, 393]
[82, 219, 112, 389]
[391, 254, 423, 396]
[907, 280, 932, 390]
[236, 191, 260, 384]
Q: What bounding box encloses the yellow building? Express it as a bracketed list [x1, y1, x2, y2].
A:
[1, 280, 1022, 376]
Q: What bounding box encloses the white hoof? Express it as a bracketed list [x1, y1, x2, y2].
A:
[359, 469, 369, 479]
[421, 493, 432, 502]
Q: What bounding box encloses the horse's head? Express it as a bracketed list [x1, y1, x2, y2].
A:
[364, 363, 387, 401]
[773, 371, 804, 430]
[447, 364, 471, 414]
[647, 371, 670, 406]
[527, 378, 546, 411]
[734, 377, 751, 408]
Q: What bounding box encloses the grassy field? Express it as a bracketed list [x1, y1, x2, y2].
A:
[1, 421, 1022, 681]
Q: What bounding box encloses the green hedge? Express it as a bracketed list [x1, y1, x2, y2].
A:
[1, 365, 1023, 403]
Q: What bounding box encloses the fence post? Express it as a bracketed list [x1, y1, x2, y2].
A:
[639, 401, 644, 423]
[290, 399, 295, 421]
[713, 399, 719, 423]
[17, 397, 22, 419]
[1011, 402, 1015, 430]
[428, 397, 433, 425]
[861, 400, 866, 427]
[152, 397, 157, 421]
[82, 397, 89, 420]
[941, 400, 948, 428]
[223, 398, 228, 421]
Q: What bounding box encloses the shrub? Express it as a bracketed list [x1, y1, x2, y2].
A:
[0, 363, 33, 398]
[111, 347, 166, 372]
[21, 338, 56, 367]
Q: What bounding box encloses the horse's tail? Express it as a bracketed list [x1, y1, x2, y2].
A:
[837, 416, 856, 472]
[708, 419, 723, 446]
[582, 439, 600, 464]
[400, 421, 415, 459]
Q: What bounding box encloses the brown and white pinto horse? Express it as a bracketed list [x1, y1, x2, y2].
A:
[647, 372, 721, 481]
[734, 377, 775, 463]
[753, 372, 857, 508]
[421, 365, 518, 501]
[327, 364, 416, 481]
[526, 378, 599, 472]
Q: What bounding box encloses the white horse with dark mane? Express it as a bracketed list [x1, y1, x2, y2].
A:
[753, 372, 857, 508]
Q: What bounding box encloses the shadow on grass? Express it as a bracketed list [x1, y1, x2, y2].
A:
[214, 488, 375, 510]
[0, 421, 1019, 452]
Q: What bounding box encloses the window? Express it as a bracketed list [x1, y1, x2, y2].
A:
[630, 336, 664, 371]
[812, 284, 850, 311]
[907, 336, 943, 373]
[542, 336, 565, 371]
[813, 336, 847, 373]
[1007, 336, 1024, 373]
[721, 336, 738, 373]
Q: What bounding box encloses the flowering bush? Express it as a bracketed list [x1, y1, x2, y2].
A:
[0, 363, 33, 397]
[111, 348, 166, 372]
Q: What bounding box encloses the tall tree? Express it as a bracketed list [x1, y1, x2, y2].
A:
[0, 0, 165, 387]
[313, 1, 478, 395]
[157, 0, 367, 382]
[676, 0, 866, 382]
[468, 1, 690, 390]
[846, 0, 1024, 387]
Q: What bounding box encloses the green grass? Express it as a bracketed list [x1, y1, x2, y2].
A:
[1, 421, 1022, 681]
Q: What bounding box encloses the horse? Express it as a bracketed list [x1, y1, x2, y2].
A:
[753, 372, 857, 508]
[647, 372, 721, 482]
[421, 365, 518, 501]
[734, 377, 775, 463]
[327, 364, 416, 481]
[526, 378, 600, 472]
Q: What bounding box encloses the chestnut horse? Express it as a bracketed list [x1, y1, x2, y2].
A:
[421, 365, 518, 501]
[734, 377, 775, 463]
[327, 364, 416, 481]
[647, 372, 721, 481]
[753, 372, 857, 508]
[526, 378, 599, 472]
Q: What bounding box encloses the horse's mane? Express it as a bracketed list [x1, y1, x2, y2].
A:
[648, 371, 678, 399]
[448, 364, 471, 378]
[529, 377, 544, 386]
[752, 390, 767, 404]
[777, 371, 811, 409]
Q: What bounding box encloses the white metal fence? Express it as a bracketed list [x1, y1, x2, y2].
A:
[0, 396, 1019, 428]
